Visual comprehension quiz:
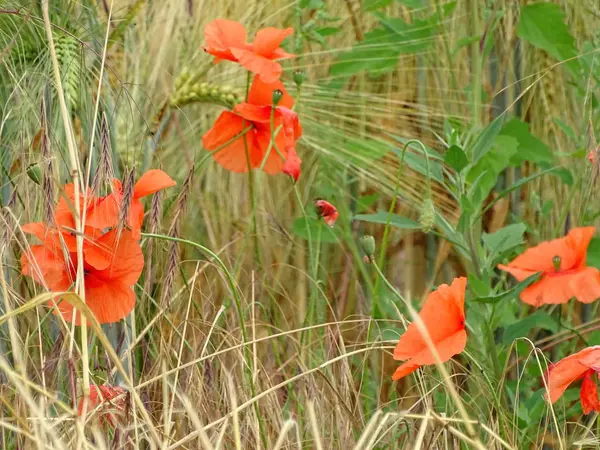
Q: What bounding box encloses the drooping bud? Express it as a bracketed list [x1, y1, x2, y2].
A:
[552, 255, 562, 272]
[27, 163, 42, 185]
[272, 89, 284, 106]
[293, 70, 305, 87]
[359, 235, 376, 262]
[315, 200, 339, 228]
[419, 197, 435, 233]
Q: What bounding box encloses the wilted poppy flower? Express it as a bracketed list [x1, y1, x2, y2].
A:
[498, 227, 600, 307]
[392, 277, 467, 380]
[203, 19, 294, 83]
[86, 169, 176, 239]
[546, 346, 600, 414]
[21, 229, 144, 325]
[78, 384, 128, 426]
[589, 151, 596, 164]
[314, 200, 338, 227]
[282, 147, 302, 182]
[203, 76, 302, 175]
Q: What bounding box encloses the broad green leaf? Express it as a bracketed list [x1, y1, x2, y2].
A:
[482, 223, 527, 256]
[292, 218, 339, 243]
[502, 309, 558, 344]
[470, 115, 504, 163]
[517, 3, 580, 75]
[444, 145, 469, 172]
[500, 118, 553, 164]
[354, 211, 420, 229]
[467, 135, 518, 208]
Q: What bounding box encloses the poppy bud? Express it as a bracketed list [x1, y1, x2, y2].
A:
[272, 89, 284, 106]
[419, 198, 435, 233]
[552, 255, 562, 271]
[27, 163, 42, 185]
[359, 235, 376, 262]
[293, 70, 305, 87]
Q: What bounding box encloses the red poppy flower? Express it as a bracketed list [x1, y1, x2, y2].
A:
[314, 200, 338, 227]
[202, 76, 302, 175]
[86, 170, 176, 239]
[546, 346, 600, 414]
[589, 151, 596, 164]
[498, 227, 600, 306]
[203, 19, 294, 83]
[78, 384, 128, 426]
[21, 229, 144, 325]
[392, 277, 467, 381]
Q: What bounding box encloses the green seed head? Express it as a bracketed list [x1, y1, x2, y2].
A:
[272, 89, 284, 106]
[419, 198, 436, 233]
[552, 255, 562, 271]
[293, 70, 305, 87]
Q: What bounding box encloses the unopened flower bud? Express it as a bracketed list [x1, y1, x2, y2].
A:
[27, 163, 42, 185]
[272, 89, 284, 106]
[419, 198, 435, 233]
[359, 235, 376, 261]
[293, 70, 305, 87]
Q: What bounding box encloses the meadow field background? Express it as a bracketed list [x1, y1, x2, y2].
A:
[0, 0, 599, 448]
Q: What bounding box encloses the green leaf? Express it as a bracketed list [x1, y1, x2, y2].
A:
[482, 223, 527, 256]
[467, 135, 518, 208]
[517, 3, 580, 75]
[500, 118, 553, 164]
[357, 193, 380, 213]
[292, 218, 339, 243]
[364, 0, 393, 10]
[444, 145, 469, 172]
[470, 115, 504, 163]
[502, 309, 558, 344]
[587, 237, 600, 269]
[354, 211, 420, 229]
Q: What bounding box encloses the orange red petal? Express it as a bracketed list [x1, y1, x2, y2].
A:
[546, 346, 600, 404]
[392, 277, 467, 381]
[581, 371, 600, 414]
[203, 19, 248, 62]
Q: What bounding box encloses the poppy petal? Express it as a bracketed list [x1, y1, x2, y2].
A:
[282, 147, 302, 182]
[86, 192, 120, 231]
[569, 267, 600, 303]
[393, 277, 466, 361]
[581, 371, 600, 414]
[255, 127, 287, 174]
[406, 329, 467, 367]
[21, 245, 72, 291]
[519, 274, 576, 306]
[252, 27, 294, 58]
[93, 230, 144, 286]
[248, 76, 294, 108]
[203, 19, 247, 62]
[57, 279, 135, 326]
[133, 169, 176, 199]
[546, 346, 600, 403]
[230, 48, 283, 84]
[203, 112, 260, 173]
[391, 361, 420, 381]
[233, 103, 272, 123]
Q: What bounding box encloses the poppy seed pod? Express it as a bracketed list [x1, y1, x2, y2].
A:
[419, 197, 435, 233]
[27, 163, 43, 185]
[272, 89, 284, 106]
[359, 235, 376, 261]
[293, 70, 305, 87]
